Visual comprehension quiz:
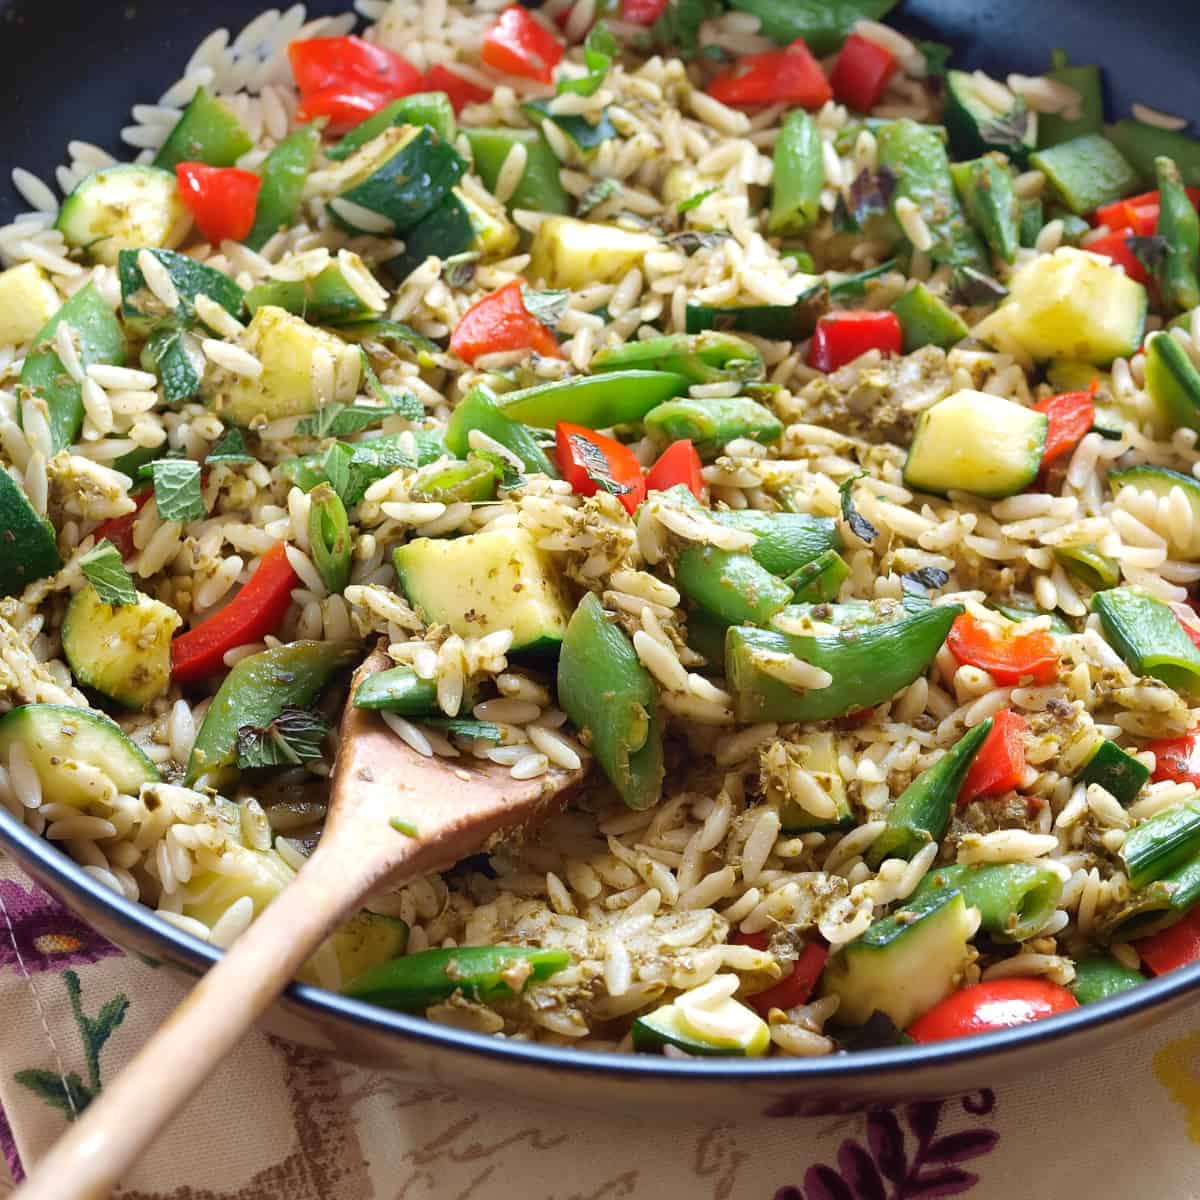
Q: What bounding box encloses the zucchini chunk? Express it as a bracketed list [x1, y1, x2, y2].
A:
[0, 468, 62, 598]
[0, 263, 61, 346]
[529, 216, 659, 289]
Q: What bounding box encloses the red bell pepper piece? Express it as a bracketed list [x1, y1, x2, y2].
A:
[482, 6, 564, 84]
[906, 979, 1077, 1044]
[175, 163, 262, 246]
[958, 709, 1029, 805]
[706, 39, 832, 110]
[449, 280, 562, 364]
[424, 63, 491, 113]
[1136, 905, 1200, 976]
[1147, 728, 1200, 786]
[1086, 231, 1150, 285]
[289, 36, 423, 132]
[1094, 187, 1200, 233]
[948, 612, 1059, 686]
[829, 33, 898, 113]
[645, 439, 704, 499]
[746, 943, 829, 1016]
[620, 0, 668, 24]
[1034, 384, 1096, 466]
[807, 310, 903, 372]
[171, 542, 299, 685]
[555, 422, 646, 516]
[92, 490, 153, 561]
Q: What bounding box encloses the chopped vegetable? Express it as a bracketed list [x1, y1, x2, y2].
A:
[289, 35, 424, 133]
[645, 439, 703, 499]
[767, 109, 823, 235]
[1071, 954, 1145, 1003]
[482, 6, 564, 84]
[1136, 905, 1200, 976]
[424, 64, 491, 114]
[244, 126, 321, 251]
[1092, 587, 1200, 699]
[1120, 798, 1200, 890]
[449, 279, 562, 364]
[1149, 729, 1200, 787]
[705, 39, 832, 110]
[555, 423, 646, 515]
[912, 862, 1064, 942]
[906, 979, 1077, 1043]
[948, 611, 1059, 685]
[175, 162, 261, 245]
[745, 942, 828, 1016]
[1155, 156, 1200, 315]
[807, 310, 902, 372]
[829, 32, 897, 114]
[643, 395, 782, 457]
[958, 709, 1028, 804]
[1034, 387, 1096, 466]
[307, 484, 352, 594]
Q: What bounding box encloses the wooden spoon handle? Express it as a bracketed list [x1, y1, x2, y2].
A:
[15, 843, 375, 1200]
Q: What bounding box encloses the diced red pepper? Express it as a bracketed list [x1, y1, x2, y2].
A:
[706, 38, 832, 110]
[620, 0, 668, 24]
[645, 439, 704, 499]
[829, 32, 898, 113]
[482, 6, 564, 84]
[733, 931, 770, 951]
[1034, 384, 1096, 466]
[175, 163, 262, 246]
[1094, 187, 1200, 233]
[1147, 728, 1200, 786]
[1136, 906, 1200, 976]
[948, 612, 1059, 686]
[171, 542, 299, 685]
[424, 63, 492, 113]
[449, 280, 562, 364]
[555, 422, 646, 516]
[906, 979, 1077, 1044]
[1086, 231, 1150, 285]
[958, 709, 1029, 805]
[289, 36, 424, 132]
[807, 310, 903, 373]
[92, 490, 153, 561]
[746, 943, 829, 1017]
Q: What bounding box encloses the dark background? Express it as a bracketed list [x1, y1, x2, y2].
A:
[0, 0, 1197, 220]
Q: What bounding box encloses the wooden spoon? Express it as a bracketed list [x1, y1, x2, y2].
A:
[17, 651, 584, 1200]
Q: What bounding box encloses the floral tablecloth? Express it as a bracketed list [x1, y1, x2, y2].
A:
[1, 853, 1199, 1199]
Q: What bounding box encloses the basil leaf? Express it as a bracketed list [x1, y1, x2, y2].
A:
[839, 472, 878, 545]
[235, 708, 330, 769]
[151, 459, 206, 523]
[557, 21, 616, 97]
[520, 287, 570, 329]
[677, 187, 719, 214]
[205, 428, 254, 465]
[80, 539, 137, 606]
[1130, 234, 1168, 275]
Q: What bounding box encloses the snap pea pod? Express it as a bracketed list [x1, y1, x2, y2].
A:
[726, 603, 961, 722]
[644, 397, 782, 457]
[1156, 155, 1200, 315]
[1053, 543, 1120, 592]
[328, 93, 457, 162]
[186, 641, 358, 783]
[990, 596, 1072, 636]
[891, 283, 969, 352]
[245, 261, 376, 324]
[590, 332, 764, 385]
[462, 127, 570, 215]
[674, 546, 793, 627]
[354, 666, 439, 715]
[1070, 954, 1145, 1005]
[19, 282, 126, 453]
[867, 721, 994, 868]
[244, 126, 321, 251]
[949, 155, 1020, 264]
[710, 511, 842, 578]
[910, 860, 1064, 942]
[1106, 120, 1200, 188]
[345, 945, 571, 1010]
[410, 455, 499, 504]
[768, 109, 823, 236]
[875, 119, 988, 270]
[1029, 134, 1141, 215]
[1092, 587, 1200, 699]
[1018, 197, 1044, 248]
[785, 549, 849, 603]
[1123, 799, 1200, 890]
[685, 608, 729, 666]
[153, 87, 252, 170]
[307, 484, 352, 594]
[557, 593, 663, 810]
[1037, 52, 1104, 148]
[1100, 850, 1200, 941]
[495, 370, 688, 430]
[443, 387, 558, 478]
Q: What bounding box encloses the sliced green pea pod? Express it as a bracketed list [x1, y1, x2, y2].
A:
[710, 510, 842, 578]
[244, 126, 321, 251]
[590, 332, 764, 385]
[910, 860, 1064, 941]
[1070, 954, 1145, 1004]
[557, 593, 663, 810]
[410, 454, 499, 503]
[950, 155, 1020, 263]
[768, 109, 823, 236]
[644, 396, 783, 457]
[1121, 797, 1200, 890]
[496, 370, 688, 430]
[443, 387, 558, 478]
[1156, 155, 1200, 315]
[1092, 586, 1200, 698]
[685, 608, 729, 666]
[990, 596, 1072, 635]
[891, 283, 969, 352]
[245, 260, 377, 325]
[345, 945, 571, 1010]
[153, 87, 253, 170]
[354, 665, 439, 715]
[785, 549, 849, 603]
[675, 545, 793, 627]
[1099, 850, 1200, 941]
[308, 483, 352, 594]
[1053, 543, 1119, 592]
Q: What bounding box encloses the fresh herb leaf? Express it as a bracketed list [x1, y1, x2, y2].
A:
[322, 441, 354, 503]
[918, 40, 953, 80]
[323, 437, 415, 508]
[648, 0, 721, 58]
[425, 718, 503, 742]
[443, 252, 479, 290]
[334, 318, 440, 356]
[568, 431, 632, 497]
[308, 483, 352, 594]
[557, 21, 616, 97]
[677, 187, 719, 214]
[664, 229, 731, 254]
[521, 287, 570, 328]
[951, 266, 1009, 305]
[80, 539, 137, 606]
[1130, 234, 1167, 275]
[136, 450, 185, 481]
[901, 567, 950, 596]
[978, 98, 1032, 153]
[577, 178, 619, 217]
[297, 392, 424, 438]
[204, 428, 254, 465]
[151, 459, 206, 523]
[235, 708, 330, 769]
[848, 165, 897, 226]
[839, 472, 878, 544]
[523, 99, 617, 151]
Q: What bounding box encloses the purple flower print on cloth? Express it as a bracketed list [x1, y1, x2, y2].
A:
[0, 879, 120, 974]
[0, 1099, 22, 1182]
[774, 1092, 1000, 1199]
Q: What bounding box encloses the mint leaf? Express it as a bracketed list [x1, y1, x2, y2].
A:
[576, 178, 618, 217]
[235, 708, 329, 769]
[297, 392, 424, 439]
[677, 187, 719, 214]
[557, 21, 616, 97]
[80, 539, 137, 606]
[205, 428, 254, 465]
[520, 287, 569, 328]
[151, 459, 206, 523]
[839, 472, 878, 544]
